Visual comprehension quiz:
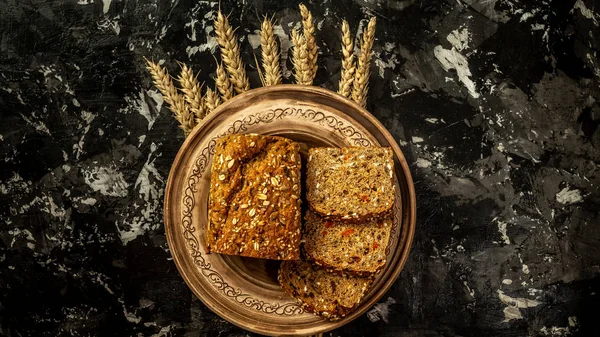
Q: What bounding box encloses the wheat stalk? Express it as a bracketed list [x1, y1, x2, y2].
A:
[260, 17, 282, 86]
[299, 4, 318, 81]
[351, 17, 376, 108]
[291, 29, 312, 86]
[144, 58, 194, 136]
[337, 20, 356, 98]
[205, 87, 221, 113]
[177, 62, 206, 121]
[214, 11, 250, 94]
[215, 61, 234, 101]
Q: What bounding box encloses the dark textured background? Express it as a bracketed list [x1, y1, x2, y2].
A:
[1, 0, 599, 336]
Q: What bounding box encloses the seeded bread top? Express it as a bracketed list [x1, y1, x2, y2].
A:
[306, 147, 394, 220]
[207, 134, 301, 260]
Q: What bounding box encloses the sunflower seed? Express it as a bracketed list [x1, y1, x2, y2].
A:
[219, 174, 226, 181]
[270, 177, 279, 186]
[240, 204, 248, 209]
[249, 208, 256, 217]
[257, 193, 267, 200]
[227, 159, 235, 168]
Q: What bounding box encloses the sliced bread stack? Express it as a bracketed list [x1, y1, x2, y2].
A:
[279, 147, 395, 319]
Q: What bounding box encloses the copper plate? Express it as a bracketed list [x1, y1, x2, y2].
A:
[164, 85, 416, 336]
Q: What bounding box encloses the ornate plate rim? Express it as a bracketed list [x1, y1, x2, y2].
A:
[164, 85, 417, 336]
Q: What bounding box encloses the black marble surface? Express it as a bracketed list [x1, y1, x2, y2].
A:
[1, 0, 600, 336]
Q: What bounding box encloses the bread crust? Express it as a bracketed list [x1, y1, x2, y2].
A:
[278, 260, 373, 319]
[207, 134, 301, 260]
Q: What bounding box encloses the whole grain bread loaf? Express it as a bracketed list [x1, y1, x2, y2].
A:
[278, 260, 373, 319]
[302, 210, 391, 275]
[207, 134, 301, 260]
[306, 147, 394, 221]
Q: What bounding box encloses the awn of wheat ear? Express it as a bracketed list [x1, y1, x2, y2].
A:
[291, 29, 312, 86]
[351, 17, 376, 108]
[144, 58, 195, 135]
[260, 17, 282, 86]
[338, 20, 356, 98]
[299, 4, 318, 82]
[214, 11, 250, 94]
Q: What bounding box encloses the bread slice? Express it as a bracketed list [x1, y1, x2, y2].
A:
[278, 260, 373, 319]
[306, 147, 394, 221]
[302, 210, 391, 275]
[207, 134, 302, 260]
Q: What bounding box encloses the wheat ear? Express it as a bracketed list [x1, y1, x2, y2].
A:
[215, 61, 234, 101]
[351, 17, 376, 108]
[195, 95, 207, 125]
[291, 29, 312, 86]
[338, 20, 356, 98]
[204, 87, 221, 114]
[214, 11, 250, 94]
[260, 17, 282, 86]
[177, 62, 206, 121]
[144, 58, 194, 136]
[299, 4, 318, 81]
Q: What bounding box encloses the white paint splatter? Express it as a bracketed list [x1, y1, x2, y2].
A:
[540, 325, 575, 336]
[502, 279, 513, 285]
[434, 46, 480, 98]
[124, 89, 163, 130]
[40, 194, 67, 218]
[463, 281, 475, 298]
[374, 52, 399, 78]
[20, 113, 51, 135]
[556, 187, 583, 204]
[186, 12, 219, 57]
[0, 173, 30, 195]
[366, 297, 396, 323]
[520, 12, 534, 22]
[118, 143, 164, 244]
[80, 197, 97, 206]
[247, 30, 261, 49]
[497, 220, 511, 245]
[447, 27, 470, 51]
[97, 17, 121, 35]
[273, 24, 293, 79]
[83, 166, 129, 197]
[185, 17, 199, 41]
[8, 228, 36, 249]
[73, 111, 96, 160]
[572, 0, 599, 26]
[498, 290, 542, 322]
[416, 158, 431, 168]
[102, 0, 112, 14]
